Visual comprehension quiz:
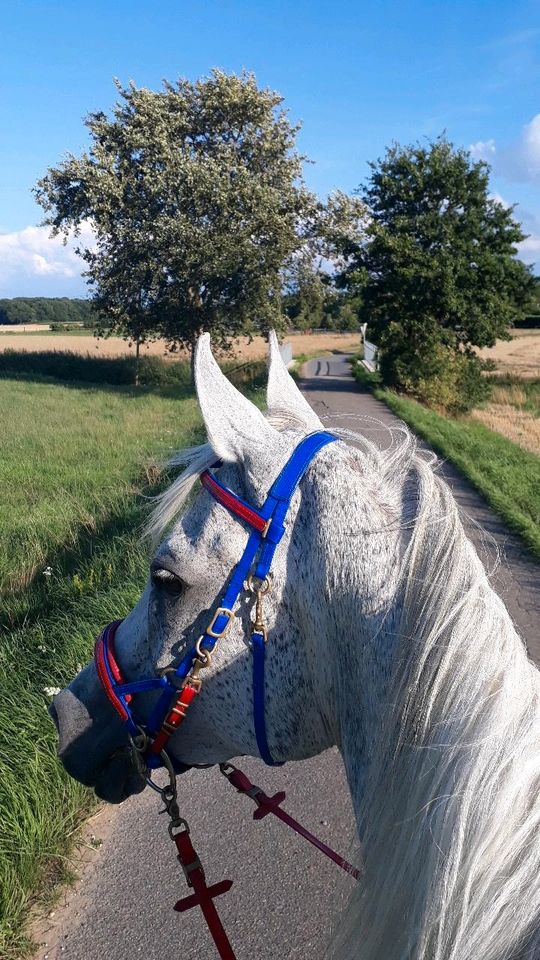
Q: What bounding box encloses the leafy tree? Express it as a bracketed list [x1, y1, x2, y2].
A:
[34, 70, 318, 375]
[0, 297, 95, 326]
[337, 137, 534, 410]
[281, 190, 366, 331]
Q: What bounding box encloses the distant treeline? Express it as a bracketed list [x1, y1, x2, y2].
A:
[515, 276, 540, 328]
[0, 297, 95, 326]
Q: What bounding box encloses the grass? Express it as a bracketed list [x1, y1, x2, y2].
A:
[0, 377, 196, 595]
[352, 360, 540, 560]
[0, 352, 266, 958]
[0, 327, 94, 336]
[487, 375, 540, 417]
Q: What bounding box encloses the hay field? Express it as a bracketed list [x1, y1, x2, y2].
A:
[478, 329, 540, 378]
[0, 323, 52, 333]
[0, 330, 360, 360]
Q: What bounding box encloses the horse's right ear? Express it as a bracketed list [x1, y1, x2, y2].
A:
[266, 331, 323, 431]
[194, 333, 279, 464]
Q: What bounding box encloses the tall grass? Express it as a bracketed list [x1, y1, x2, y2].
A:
[0, 353, 265, 957]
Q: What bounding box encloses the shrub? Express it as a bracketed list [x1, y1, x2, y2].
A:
[384, 343, 491, 414]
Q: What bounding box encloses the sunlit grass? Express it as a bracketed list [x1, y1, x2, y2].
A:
[0, 355, 265, 956]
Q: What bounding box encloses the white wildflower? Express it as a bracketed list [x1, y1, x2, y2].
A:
[43, 686, 61, 698]
[37, 644, 47, 653]
[43, 566, 53, 577]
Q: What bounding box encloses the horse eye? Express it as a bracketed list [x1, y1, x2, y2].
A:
[151, 567, 185, 597]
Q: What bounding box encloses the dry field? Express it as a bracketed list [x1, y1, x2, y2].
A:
[0, 323, 52, 332]
[478, 329, 540, 378]
[0, 329, 360, 360]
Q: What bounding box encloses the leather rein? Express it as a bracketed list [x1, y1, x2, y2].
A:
[93, 431, 360, 958]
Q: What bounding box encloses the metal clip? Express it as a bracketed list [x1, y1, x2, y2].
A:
[247, 574, 271, 642]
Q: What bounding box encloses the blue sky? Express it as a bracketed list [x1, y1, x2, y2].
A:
[1, 0, 540, 297]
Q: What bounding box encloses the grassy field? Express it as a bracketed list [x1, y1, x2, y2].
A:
[0, 353, 265, 957]
[469, 376, 540, 456]
[352, 362, 540, 560]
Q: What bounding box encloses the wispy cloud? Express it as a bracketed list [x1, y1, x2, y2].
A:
[482, 28, 540, 51]
[470, 138, 497, 162]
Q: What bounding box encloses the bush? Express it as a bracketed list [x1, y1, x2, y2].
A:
[382, 343, 491, 414]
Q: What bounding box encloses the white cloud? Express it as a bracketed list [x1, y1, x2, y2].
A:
[489, 191, 511, 209]
[470, 139, 497, 162]
[0, 221, 95, 295]
[470, 115, 540, 185]
[506, 113, 540, 183]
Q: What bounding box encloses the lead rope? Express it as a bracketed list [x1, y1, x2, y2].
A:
[147, 748, 360, 960]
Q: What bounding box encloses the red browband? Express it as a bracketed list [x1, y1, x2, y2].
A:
[200, 470, 268, 535]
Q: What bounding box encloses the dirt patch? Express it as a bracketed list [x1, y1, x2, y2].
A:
[30, 803, 119, 960]
[0, 330, 360, 361]
[478, 329, 540, 378]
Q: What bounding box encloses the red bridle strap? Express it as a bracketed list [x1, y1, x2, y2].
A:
[95, 621, 131, 722]
[173, 828, 236, 959]
[149, 681, 200, 756]
[200, 470, 268, 535]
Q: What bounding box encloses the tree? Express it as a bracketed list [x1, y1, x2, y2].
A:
[34, 70, 318, 373]
[0, 297, 95, 326]
[337, 137, 534, 410]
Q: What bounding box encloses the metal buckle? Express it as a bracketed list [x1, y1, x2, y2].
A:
[206, 607, 234, 638]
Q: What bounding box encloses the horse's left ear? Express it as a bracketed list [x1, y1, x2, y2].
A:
[266, 331, 323, 431]
[194, 333, 280, 463]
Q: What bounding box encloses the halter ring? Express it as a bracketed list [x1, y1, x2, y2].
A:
[247, 574, 272, 596]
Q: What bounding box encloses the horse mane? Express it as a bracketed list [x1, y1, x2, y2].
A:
[331, 423, 540, 960]
[145, 412, 540, 959]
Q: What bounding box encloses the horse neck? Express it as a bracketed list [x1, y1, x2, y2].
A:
[328, 453, 540, 960]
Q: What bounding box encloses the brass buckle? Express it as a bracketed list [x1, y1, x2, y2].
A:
[206, 607, 234, 638]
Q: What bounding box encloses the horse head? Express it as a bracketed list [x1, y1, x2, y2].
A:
[50, 333, 397, 805]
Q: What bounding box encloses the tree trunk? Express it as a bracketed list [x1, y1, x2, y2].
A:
[135, 338, 141, 387]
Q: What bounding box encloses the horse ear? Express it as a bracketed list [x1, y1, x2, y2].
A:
[266, 330, 323, 431]
[194, 333, 279, 463]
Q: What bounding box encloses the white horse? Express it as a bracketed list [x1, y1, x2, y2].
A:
[51, 333, 540, 960]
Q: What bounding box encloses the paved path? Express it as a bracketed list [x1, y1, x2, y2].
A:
[303, 355, 539, 662]
[34, 355, 539, 960]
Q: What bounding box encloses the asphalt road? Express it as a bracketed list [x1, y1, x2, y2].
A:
[34, 355, 539, 960]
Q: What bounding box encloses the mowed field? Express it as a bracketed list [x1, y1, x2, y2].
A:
[0, 329, 361, 360]
[474, 331, 540, 456]
[479, 328, 540, 378]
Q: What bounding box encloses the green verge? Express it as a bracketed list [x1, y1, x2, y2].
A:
[352, 360, 540, 560]
[0, 354, 265, 958]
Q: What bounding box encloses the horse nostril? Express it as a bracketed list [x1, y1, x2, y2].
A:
[48, 700, 60, 733]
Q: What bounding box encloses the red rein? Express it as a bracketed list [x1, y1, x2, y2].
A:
[169, 762, 360, 960]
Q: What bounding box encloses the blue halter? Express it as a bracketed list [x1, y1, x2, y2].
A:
[96, 431, 337, 768]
